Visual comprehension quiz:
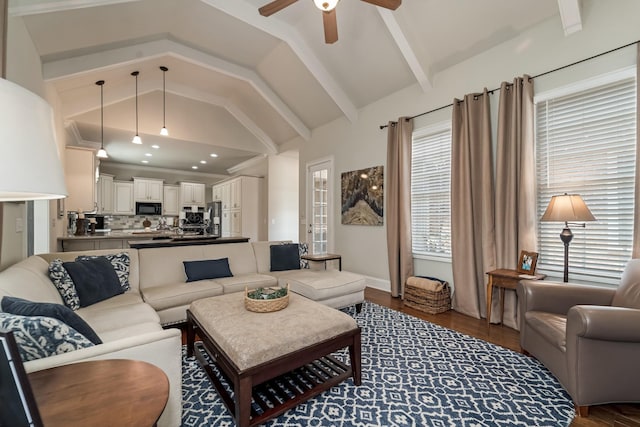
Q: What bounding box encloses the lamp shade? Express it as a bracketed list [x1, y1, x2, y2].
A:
[0, 78, 67, 201]
[541, 194, 596, 222]
[313, 0, 339, 11]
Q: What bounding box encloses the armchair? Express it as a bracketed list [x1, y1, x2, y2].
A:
[517, 259, 640, 416]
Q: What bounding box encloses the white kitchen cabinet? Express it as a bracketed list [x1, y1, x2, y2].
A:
[64, 147, 96, 213]
[134, 178, 163, 202]
[212, 184, 223, 202]
[218, 176, 264, 241]
[97, 174, 114, 214]
[163, 185, 180, 216]
[180, 182, 205, 206]
[113, 181, 134, 215]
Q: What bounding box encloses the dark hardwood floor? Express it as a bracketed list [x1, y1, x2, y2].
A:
[364, 287, 640, 427]
[181, 287, 640, 426]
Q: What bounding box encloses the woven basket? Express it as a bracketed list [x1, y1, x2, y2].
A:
[404, 277, 451, 314]
[244, 284, 289, 313]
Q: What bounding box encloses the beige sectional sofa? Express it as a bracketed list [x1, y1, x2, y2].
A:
[0, 240, 365, 427]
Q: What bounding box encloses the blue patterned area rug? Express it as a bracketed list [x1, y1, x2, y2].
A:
[181, 302, 574, 426]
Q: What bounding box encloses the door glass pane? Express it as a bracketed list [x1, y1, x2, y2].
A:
[312, 169, 328, 254]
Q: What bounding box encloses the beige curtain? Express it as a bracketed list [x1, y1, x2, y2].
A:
[386, 118, 414, 297]
[451, 90, 496, 318]
[633, 44, 640, 258]
[493, 76, 537, 329]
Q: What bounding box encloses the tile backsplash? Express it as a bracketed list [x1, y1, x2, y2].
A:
[105, 215, 178, 230]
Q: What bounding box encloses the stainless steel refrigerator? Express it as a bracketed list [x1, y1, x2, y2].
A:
[206, 201, 222, 237]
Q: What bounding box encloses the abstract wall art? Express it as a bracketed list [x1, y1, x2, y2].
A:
[341, 165, 384, 225]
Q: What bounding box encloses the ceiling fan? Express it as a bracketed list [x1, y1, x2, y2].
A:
[259, 0, 402, 44]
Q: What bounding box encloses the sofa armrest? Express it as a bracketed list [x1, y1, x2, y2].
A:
[24, 328, 182, 427]
[567, 305, 640, 342]
[517, 280, 616, 315]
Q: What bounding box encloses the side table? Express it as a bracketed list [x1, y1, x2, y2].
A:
[486, 268, 545, 326]
[301, 253, 342, 271]
[28, 359, 169, 427]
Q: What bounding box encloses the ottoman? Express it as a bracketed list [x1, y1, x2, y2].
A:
[187, 292, 361, 427]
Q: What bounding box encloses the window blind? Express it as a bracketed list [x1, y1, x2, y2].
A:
[536, 76, 636, 283]
[411, 126, 452, 258]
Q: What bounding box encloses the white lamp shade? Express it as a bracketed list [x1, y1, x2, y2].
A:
[0, 78, 67, 201]
[313, 0, 339, 11]
[541, 194, 596, 222]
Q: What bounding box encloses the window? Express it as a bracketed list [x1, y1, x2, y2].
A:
[535, 70, 636, 283]
[411, 123, 452, 259]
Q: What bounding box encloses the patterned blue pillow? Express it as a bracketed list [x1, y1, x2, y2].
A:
[299, 242, 309, 269]
[48, 259, 80, 310]
[0, 312, 94, 362]
[76, 252, 130, 291]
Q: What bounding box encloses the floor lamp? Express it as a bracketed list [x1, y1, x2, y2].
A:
[541, 193, 596, 282]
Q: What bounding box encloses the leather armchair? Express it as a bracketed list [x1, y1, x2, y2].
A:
[517, 259, 640, 416]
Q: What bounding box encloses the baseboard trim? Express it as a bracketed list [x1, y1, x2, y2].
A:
[363, 275, 390, 293]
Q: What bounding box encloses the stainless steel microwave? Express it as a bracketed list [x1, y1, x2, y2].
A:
[135, 202, 162, 215]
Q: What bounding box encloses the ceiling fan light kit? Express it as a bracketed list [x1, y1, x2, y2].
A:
[96, 80, 108, 159]
[259, 0, 401, 44]
[160, 66, 169, 136]
[131, 70, 142, 144]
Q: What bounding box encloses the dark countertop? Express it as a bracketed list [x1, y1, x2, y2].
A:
[128, 236, 249, 249]
[59, 230, 180, 241]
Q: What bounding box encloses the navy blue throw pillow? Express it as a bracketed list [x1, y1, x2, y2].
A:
[63, 257, 123, 308]
[1, 296, 102, 344]
[270, 243, 301, 272]
[183, 258, 233, 282]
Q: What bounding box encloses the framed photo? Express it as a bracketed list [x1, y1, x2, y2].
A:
[0, 331, 43, 427]
[518, 250, 538, 275]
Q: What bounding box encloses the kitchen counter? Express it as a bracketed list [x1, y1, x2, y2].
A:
[128, 236, 249, 249]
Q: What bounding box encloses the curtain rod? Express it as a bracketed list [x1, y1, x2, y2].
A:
[379, 39, 640, 130]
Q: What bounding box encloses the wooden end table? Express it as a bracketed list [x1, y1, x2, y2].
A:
[486, 268, 546, 326]
[28, 359, 169, 427]
[301, 253, 342, 270]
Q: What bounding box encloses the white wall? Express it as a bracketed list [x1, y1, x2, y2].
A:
[297, 0, 640, 292]
[267, 153, 299, 241]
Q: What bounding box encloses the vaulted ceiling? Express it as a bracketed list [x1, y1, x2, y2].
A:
[9, 0, 580, 176]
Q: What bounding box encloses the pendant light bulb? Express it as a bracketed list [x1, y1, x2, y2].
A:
[160, 66, 169, 136]
[95, 80, 108, 159]
[131, 71, 142, 144]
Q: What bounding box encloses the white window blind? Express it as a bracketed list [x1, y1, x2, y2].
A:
[411, 125, 452, 258]
[536, 75, 636, 283]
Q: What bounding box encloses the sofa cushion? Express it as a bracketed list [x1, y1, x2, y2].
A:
[251, 241, 291, 273]
[183, 258, 232, 282]
[76, 252, 131, 291]
[1, 296, 102, 345]
[270, 244, 301, 272]
[77, 300, 160, 333]
[63, 257, 124, 307]
[48, 259, 80, 310]
[0, 312, 94, 362]
[141, 281, 224, 312]
[215, 274, 278, 294]
[612, 258, 640, 309]
[278, 269, 366, 301]
[525, 311, 568, 352]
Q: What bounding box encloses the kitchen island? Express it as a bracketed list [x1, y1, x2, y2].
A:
[57, 231, 245, 252]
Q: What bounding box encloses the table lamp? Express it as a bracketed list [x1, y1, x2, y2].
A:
[0, 78, 67, 201]
[541, 193, 596, 282]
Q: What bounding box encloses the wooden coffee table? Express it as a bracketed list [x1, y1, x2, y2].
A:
[186, 292, 361, 427]
[28, 359, 169, 427]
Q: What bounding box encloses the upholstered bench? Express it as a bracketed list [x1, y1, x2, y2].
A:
[186, 292, 361, 427]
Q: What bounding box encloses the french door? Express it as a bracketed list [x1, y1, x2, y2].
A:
[306, 157, 334, 254]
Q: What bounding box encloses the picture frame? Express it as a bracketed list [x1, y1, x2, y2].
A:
[517, 250, 539, 275]
[0, 331, 44, 427]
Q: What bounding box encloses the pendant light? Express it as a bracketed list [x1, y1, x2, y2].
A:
[95, 80, 108, 159]
[160, 66, 169, 136]
[131, 71, 142, 144]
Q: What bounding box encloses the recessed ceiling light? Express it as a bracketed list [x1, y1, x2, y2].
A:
[210, 153, 218, 158]
[200, 160, 207, 164]
[145, 153, 152, 157]
[192, 166, 198, 170]
[151, 145, 160, 149]
[141, 160, 149, 164]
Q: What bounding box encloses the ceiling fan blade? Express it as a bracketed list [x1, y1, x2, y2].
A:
[322, 9, 338, 44]
[360, 0, 401, 10]
[258, 0, 298, 17]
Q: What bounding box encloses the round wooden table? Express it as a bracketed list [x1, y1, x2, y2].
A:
[28, 359, 169, 427]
